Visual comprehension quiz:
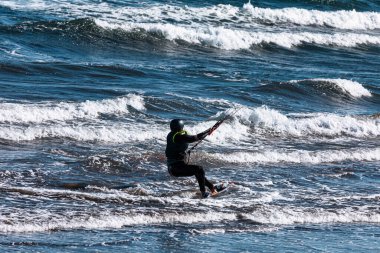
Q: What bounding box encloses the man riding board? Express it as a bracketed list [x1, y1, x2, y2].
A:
[165, 119, 225, 198]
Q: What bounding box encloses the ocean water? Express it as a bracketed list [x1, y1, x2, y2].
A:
[0, 0, 379, 252]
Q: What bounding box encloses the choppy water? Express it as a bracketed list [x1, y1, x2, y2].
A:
[0, 0, 379, 252]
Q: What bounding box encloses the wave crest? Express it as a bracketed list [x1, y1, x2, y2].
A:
[288, 78, 372, 98]
[234, 106, 380, 138]
[1, 204, 379, 233]
[6, 17, 380, 51]
[208, 148, 380, 165]
[3, 1, 380, 31]
[243, 3, 380, 30]
[0, 94, 145, 124]
[95, 20, 380, 50]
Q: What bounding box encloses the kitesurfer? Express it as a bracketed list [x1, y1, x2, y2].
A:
[165, 119, 219, 198]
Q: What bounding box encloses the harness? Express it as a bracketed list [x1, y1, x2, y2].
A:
[172, 130, 187, 143]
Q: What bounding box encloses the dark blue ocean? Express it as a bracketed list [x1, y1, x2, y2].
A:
[1, 0, 380, 252]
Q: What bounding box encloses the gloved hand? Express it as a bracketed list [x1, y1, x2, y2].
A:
[197, 128, 212, 140]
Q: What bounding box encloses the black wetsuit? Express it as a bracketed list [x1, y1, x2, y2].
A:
[165, 130, 213, 193]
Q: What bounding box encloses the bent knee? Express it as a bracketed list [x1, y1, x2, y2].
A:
[195, 166, 205, 176]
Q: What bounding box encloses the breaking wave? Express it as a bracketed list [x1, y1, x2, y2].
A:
[288, 78, 372, 98]
[2, 1, 380, 30]
[0, 124, 163, 143]
[0, 94, 145, 124]
[3, 0, 380, 52]
[230, 106, 380, 138]
[242, 3, 380, 30]
[208, 147, 380, 165]
[1, 206, 378, 233]
[95, 20, 380, 50]
[0, 101, 379, 142]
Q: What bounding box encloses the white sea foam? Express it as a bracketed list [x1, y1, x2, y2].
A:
[325, 194, 380, 202]
[1, 206, 379, 233]
[290, 78, 372, 97]
[3, 1, 380, 31]
[233, 106, 380, 138]
[0, 94, 144, 123]
[243, 3, 380, 30]
[209, 147, 380, 165]
[119, 3, 380, 30]
[0, 211, 237, 233]
[0, 104, 378, 142]
[189, 228, 226, 235]
[133, 3, 380, 30]
[0, 123, 164, 142]
[1, 185, 379, 234]
[0, 0, 48, 10]
[3, 1, 380, 50]
[95, 20, 380, 50]
[189, 106, 380, 143]
[166, 92, 235, 107]
[244, 206, 380, 225]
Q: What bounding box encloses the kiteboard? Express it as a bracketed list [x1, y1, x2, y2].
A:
[210, 182, 231, 197]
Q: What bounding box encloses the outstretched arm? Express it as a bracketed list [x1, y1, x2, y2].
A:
[175, 129, 211, 143]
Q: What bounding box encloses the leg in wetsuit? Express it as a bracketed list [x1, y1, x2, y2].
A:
[168, 161, 214, 193]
